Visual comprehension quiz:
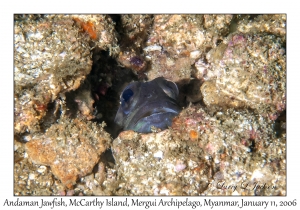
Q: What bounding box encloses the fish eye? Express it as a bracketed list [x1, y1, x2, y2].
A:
[122, 88, 134, 102]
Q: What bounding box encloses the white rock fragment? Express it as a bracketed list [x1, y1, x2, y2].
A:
[37, 166, 47, 174]
[153, 151, 163, 159]
[251, 169, 264, 180]
[59, 51, 67, 58]
[14, 142, 21, 151]
[174, 162, 186, 172]
[28, 173, 36, 180]
[160, 188, 169, 195]
[143, 45, 162, 53]
[194, 30, 205, 47]
[16, 46, 26, 53]
[195, 59, 209, 79]
[27, 31, 44, 41]
[190, 50, 201, 59]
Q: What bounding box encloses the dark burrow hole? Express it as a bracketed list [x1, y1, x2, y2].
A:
[88, 48, 138, 138]
[62, 48, 208, 140]
[85, 48, 201, 140]
[274, 109, 286, 138]
[38, 48, 203, 170]
[93, 149, 116, 173]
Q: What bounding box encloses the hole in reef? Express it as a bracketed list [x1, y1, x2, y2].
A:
[89, 48, 197, 138]
[40, 100, 61, 132]
[55, 49, 211, 140]
[274, 109, 286, 138]
[89, 47, 138, 139]
[78, 47, 138, 166]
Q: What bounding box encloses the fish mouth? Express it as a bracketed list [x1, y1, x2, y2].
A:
[127, 112, 179, 133]
[124, 100, 180, 133]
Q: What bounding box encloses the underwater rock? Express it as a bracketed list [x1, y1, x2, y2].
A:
[73, 14, 119, 56]
[14, 15, 92, 133]
[176, 104, 286, 195]
[14, 14, 286, 196]
[25, 118, 111, 188]
[204, 32, 286, 117]
[116, 15, 152, 73]
[201, 80, 245, 108]
[117, 51, 147, 72]
[14, 14, 119, 134]
[112, 129, 211, 195]
[112, 103, 285, 195]
[144, 15, 232, 82]
[236, 14, 286, 40]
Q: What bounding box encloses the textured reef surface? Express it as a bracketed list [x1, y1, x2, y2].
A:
[14, 14, 286, 195]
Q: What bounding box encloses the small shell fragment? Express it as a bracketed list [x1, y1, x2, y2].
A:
[143, 45, 162, 53]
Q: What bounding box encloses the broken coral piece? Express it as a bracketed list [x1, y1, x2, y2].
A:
[25, 118, 111, 188]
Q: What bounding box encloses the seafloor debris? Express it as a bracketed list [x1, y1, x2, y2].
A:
[144, 15, 232, 82]
[112, 129, 212, 195]
[204, 32, 286, 118]
[14, 14, 118, 134]
[66, 81, 96, 121]
[14, 15, 92, 133]
[25, 118, 111, 189]
[116, 15, 152, 73]
[172, 104, 286, 195]
[112, 104, 285, 195]
[14, 14, 286, 196]
[73, 14, 119, 56]
[236, 14, 286, 40]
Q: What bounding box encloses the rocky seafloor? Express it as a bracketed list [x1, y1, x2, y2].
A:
[14, 14, 286, 196]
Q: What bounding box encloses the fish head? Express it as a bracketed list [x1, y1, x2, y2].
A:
[114, 77, 181, 133]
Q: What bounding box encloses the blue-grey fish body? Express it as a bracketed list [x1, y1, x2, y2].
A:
[114, 77, 181, 133]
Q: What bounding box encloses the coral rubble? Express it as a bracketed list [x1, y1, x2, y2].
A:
[14, 15, 92, 133]
[112, 129, 211, 195]
[14, 14, 286, 196]
[204, 32, 286, 118]
[14, 14, 118, 134]
[111, 104, 285, 195]
[144, 15, 232, 82]
[24, 118, 111, 189]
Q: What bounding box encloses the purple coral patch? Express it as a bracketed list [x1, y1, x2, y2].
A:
[130, 56, 144, 66]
